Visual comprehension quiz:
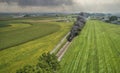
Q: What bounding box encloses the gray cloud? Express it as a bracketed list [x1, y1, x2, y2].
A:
[0, 0, 17, 4]
[0, 0, 120, 13]
[0, 0, 74, 6]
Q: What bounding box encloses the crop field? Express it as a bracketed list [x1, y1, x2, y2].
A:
[60, 20, 120, 73]
[0, 23, 31, 32]
[0, 17, 73, 73]
[0, 22, 60, 49]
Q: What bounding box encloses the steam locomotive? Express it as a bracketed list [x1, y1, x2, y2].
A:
[67, 13, 86, 42]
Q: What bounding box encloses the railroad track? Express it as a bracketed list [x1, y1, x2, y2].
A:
[50, 32, 70, 54]
[50, 32, 72, 61]
[56, 42, 71, 61]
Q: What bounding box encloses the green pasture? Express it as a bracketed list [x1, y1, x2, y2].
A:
[60, 20, 120, 73]
[0, 17, 72, 73]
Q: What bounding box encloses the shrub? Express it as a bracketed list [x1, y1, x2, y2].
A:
[16, 53, 60, 73]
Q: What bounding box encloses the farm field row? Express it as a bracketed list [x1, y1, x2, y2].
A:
[60, 20, 120, 73]
[0, 23, 31, 32]
[0, 22, 60, 50]
[0, 17, 73, 73]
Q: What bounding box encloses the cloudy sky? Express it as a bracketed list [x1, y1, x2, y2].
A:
[0, 0, 120, 13]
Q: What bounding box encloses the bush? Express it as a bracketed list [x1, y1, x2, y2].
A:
[16, 53, 60, 73]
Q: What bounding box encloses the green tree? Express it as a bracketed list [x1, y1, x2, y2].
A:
[16, 53, 60, 73]
[109, 16, 118, 21]
[37, 53, 60, 73]
[16, 65, 42, 73]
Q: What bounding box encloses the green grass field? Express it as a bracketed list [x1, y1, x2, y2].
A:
[0, 17, 72, 73]
[0, 23, 31, 32]
[0, 22, 60, 49]
[60, 20, 120, 73]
